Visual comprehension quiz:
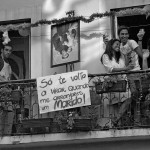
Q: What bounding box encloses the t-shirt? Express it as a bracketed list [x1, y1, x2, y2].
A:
[120, 39, 140, 70]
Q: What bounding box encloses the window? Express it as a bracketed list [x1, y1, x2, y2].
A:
[111, 4, 150, 68]
[0, 18, 31, 79]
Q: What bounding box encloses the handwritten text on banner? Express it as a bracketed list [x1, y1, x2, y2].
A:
[37, 70, 91, 114]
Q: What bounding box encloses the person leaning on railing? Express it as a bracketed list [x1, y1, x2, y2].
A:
[101, 38, 134, 127]
[102, 25, 144, 126]
[137, 29, 150, 70]
[118, 26, 144, 125]
[0, 41, 15, 135]
[137, 29, 150, 121]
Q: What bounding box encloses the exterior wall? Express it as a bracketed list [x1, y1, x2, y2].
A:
[0, 0, 149, 77]
[1, 130, 150, 149]
[0, 1, 150, 149]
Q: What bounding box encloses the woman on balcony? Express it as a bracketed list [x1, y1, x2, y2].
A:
[102, 39, 134, 73]
[101, 38, 134, 127]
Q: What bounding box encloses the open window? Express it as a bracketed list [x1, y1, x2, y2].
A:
[0, 18, 31, 80]
[111, 4, 150, 68]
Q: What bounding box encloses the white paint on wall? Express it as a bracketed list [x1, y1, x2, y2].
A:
[0, 0, 149, 77]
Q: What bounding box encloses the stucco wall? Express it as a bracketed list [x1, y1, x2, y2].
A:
[1, 131, 150, 150]
[0, 0, 150, 78]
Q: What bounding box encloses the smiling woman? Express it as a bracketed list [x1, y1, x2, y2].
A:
[101, 39, 133, 73]
[101, 38, 134, 126]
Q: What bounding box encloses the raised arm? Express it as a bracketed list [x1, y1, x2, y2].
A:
[137, 28, 150, 70]
[134, 46, 143, 58]
[136, 29, 145, 58]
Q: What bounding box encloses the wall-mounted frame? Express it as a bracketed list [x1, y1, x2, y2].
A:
[51, 19, 80, 67]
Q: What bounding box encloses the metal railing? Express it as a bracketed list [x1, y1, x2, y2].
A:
[0, 70, 150, 135]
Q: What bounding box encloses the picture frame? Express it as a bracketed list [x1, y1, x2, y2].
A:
[51, 19, 80, 67]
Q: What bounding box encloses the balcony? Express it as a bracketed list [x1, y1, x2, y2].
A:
[1, 70, 150, 147]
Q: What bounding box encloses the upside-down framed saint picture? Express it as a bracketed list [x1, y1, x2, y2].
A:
[51, 19, 80, 67]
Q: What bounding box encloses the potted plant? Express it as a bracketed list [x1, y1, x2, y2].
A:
[95, 76, 127, 94]
[60, 110, 92, 132]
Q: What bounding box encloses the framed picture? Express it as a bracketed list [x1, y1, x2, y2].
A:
[51, 19, 80, 67]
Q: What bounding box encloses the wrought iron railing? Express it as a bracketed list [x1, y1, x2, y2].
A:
[0, 70, 150, 135]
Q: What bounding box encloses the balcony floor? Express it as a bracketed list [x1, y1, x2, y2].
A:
[1, 128, 150, 145]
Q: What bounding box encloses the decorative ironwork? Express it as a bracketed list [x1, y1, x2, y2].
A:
[0, 71, 150, 135]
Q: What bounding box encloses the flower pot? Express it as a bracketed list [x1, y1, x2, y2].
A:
[73, 118, 92, 131]
[95, 80, 127, 94]
[21, 118, 53, 134]
[61, 118, 92, 132]
[134, 79, 150, 93]
[11, 90, 22, 102]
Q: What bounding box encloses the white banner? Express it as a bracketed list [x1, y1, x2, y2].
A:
[37, 70, 91, 114]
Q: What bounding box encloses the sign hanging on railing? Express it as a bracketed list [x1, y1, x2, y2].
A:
[37, 70, 91, 114]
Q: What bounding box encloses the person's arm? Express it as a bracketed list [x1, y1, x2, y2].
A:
[138, 40, 142, 50]
[136, 29, 150, 70]
[111, 67, 129, 72]
[142, 50, 150, 70]
[136, 29, 145, 58]
[129, 40, 143, 58]
[134, 46, 143, 58]
[103, 33, 109, 45]
[143, 58, 148, 70]
[137, 40, 148, 70]
[137, 39, 149, 70]
[0, 57, 6, 81]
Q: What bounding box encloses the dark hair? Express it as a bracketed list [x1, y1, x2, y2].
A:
[118, 25, 129, 35]
[102, 39, 121, 63]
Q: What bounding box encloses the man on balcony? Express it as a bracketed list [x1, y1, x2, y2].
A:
[0, 42, 13, 81]
[0, 40, 14, 135]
